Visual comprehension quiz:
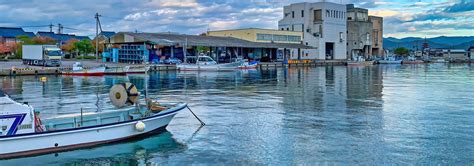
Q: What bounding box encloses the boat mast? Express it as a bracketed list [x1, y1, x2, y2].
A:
[143, 42, 148, 100]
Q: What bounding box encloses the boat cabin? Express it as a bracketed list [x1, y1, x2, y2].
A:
[0, 91, 36, 136]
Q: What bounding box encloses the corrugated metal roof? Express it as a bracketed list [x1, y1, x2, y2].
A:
[119, 32, 314, 49]
[0, 27, 34, 38]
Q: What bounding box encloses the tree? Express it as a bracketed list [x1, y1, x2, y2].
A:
[30, 36, 56, 45]
[394, 47, 409, 56]
[73, 40, 94, 56]
[61, 39, 79, 52]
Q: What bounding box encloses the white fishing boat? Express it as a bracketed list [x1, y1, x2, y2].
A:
[125, 65, 151, 74]
[104, 66, 129, 75]
[177, 56, 242, 71]
[378, 56, 402, 64]
[62, 62, 106, 76]
[0, 84, 187, 159]
[347, 56, 374, 66]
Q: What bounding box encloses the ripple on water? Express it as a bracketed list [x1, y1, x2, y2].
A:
[0, 64, 473, 164]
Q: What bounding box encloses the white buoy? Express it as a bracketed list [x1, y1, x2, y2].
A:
[135, 121, 146, 132]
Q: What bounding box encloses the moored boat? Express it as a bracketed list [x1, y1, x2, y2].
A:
[125, 65, 151, 74]
[62, 62, 106, 76]
[347, 56, 374, 66]
[402, 55, 424, 64]
[378, 56, 402, 64]
[177, 56, 244, 71]
[0, 84, 186, 159]
[104, 66, 129, 75]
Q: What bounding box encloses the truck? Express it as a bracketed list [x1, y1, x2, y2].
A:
[22, 45, 63, 67]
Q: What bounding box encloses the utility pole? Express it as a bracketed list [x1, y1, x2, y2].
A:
[49, 23, 53, 32]
[95, 13, 102, 61]
[57, 23, 63, 34]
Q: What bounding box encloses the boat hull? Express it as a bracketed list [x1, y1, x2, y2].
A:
[402, 60, 424, 64]
[347, 61, 374, 66]
[0, 103, 186, 159]
[62, 67, 106, 76]
[378, 60, 402, 64]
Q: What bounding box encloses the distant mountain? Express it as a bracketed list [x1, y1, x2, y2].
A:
[383, 36, 474, 50]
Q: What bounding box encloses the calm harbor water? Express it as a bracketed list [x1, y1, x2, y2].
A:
[1, 64, 474, 165]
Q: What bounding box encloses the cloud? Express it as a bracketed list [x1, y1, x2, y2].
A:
[0, 0, 472, 38]
[444, 0, 474, 13]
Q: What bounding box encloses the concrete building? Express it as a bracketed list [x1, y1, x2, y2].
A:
[207, 28, 303, 44]
[369, 16, 384, 56]
[278, 2, 347, 60]
[442, 49, 468, 61]
[346, 4, 372, 60]
[468, 46, 474, 60]
[207, 28, 307, 61]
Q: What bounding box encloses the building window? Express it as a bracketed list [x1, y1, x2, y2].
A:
[281, 28, 284, 30]
[257, 33, 272, 41]
[292, 24, 294, 31]
[292, 11, 295, 18]
[314, 9, 322, 21]
[326, 10, 330, 17]
[288, 35, 301, 42]
[301, 10, 304, 17]
[287, 28, 289, 31]
[302, 24, 304, 32]
[274, 35, 288, 41]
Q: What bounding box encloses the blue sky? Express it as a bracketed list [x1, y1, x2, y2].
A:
[0, 0, 472, 38]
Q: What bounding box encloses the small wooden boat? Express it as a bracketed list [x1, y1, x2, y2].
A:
[237, 60, 258, 69]
[0, 84, 186, 159]
[62, 62, 106, 76]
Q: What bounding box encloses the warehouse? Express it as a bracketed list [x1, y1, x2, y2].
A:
[102, 32, 313, 64]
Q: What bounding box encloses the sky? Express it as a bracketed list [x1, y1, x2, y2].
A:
[0, 0, 472, 38]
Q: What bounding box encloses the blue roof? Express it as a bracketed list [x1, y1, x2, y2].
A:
[100, 31, 116, 38]
[0, 27, 34, 38]
[37, 32, 90, 41]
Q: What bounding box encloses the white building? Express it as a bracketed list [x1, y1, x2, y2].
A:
[278, 2, 347, 60]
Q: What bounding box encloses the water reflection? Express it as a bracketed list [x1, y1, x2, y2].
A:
[1, 64, 473, 164]
[0, 132, 186, 165]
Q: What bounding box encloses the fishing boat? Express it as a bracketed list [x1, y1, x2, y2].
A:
[0, 84, 187, 159]
[378, 56, 402, 64]
[62, 62, 106, 76]
[238, 60, 258, 69]
[402, 55, 424, 64]
[347, 56, 374, 66]
[432, 58, 448, 63]
[177, 56, 242, 71]
[125, 65, 151, 74]
[104, 66, 129, 75]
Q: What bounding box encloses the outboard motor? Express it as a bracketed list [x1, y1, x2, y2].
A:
[0, 90, 36, 136]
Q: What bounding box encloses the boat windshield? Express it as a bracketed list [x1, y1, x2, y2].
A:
[198, 57, 214, 62]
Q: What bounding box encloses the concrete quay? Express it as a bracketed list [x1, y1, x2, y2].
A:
[0, 60, 176, 76]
